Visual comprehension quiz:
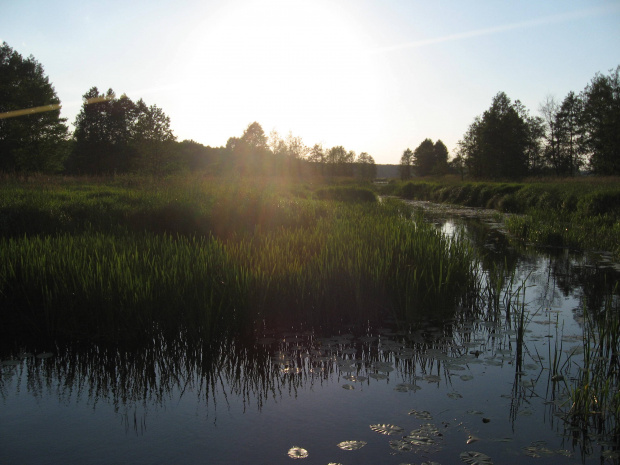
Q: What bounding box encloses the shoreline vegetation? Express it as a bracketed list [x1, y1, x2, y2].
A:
[0, 174, 481, 345]
[382, 176, 620, 259]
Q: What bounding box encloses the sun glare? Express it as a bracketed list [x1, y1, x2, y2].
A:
[173, 0, 387, 150]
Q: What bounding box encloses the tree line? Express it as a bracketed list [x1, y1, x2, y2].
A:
[402, 66, 620, 179]
[0, 42, 376, 179]
[2, 41, 618, 179]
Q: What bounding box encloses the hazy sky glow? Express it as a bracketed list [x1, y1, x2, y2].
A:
[2, 0, 619, 164]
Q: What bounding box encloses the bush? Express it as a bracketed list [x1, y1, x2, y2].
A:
[314, 186, 377, 203]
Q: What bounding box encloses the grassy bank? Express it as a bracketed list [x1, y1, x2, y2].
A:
[0, 175, 480, 344]
[382, 177, 620, 257]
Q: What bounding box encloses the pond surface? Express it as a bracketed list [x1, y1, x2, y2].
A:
[2, 202, 619, 465]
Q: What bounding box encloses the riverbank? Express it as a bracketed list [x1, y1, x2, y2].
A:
[381, 177, 620, 258]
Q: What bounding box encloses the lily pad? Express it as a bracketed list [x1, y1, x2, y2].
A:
[337, 440, 367, 451]
[342, 384, 355, 390]
[389, 440, 414, 452]
[35, 352, 53, 359]
[287, 447, 308, 459]
[370, 424, 404, 435]
[408, 409, 432, 420]
[460, 451, 493, 465]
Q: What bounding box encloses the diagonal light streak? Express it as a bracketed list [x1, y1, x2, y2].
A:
[369, 5, 619, 54]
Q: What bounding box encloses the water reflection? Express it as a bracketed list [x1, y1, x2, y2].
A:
[2, 203, 619, 464]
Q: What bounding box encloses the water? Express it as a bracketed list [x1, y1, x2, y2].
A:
[2, 202, 619, 465]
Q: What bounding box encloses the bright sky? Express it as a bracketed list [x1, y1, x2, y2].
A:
[2, 0, 619, 164]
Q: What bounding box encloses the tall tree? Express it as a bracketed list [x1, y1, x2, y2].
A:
[132, 99, 176, 175]
[413, 138, 436, 176]
[0, 42, 68, 172]
[433, 140, 449, 175]
[326, 145, 353, 176]
[556, 91, 584, 176]
[399, 148, 413, 180]
[70, 87, 138, 174]
[241, 121, 268, 152]
[307, 143, 325, 175]
[581, 66, 620, 175]
[356, 152, 376, 181]
[459, 92, 539, 179]
[539, 95, 563, 175]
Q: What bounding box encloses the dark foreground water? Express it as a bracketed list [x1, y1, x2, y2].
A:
[2, 202, 619, 465]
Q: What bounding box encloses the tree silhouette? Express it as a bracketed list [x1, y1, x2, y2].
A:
[581, 66, 620, 175]
[0, 42, 68, 172]
[399, 148, 413, 180]
[459, 92, 541, 179]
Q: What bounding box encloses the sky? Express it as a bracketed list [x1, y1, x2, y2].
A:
[2, 0, 619, 164]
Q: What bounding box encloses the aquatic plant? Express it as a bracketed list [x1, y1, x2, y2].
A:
[566, 289, 620, 443]
[0, 177, 481, 343]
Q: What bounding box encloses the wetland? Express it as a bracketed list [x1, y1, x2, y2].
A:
[1, 177, 619, 464]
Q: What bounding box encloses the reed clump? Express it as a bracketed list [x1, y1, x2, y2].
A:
[0, 175, 480, 344]
[568, 291, 620, 442]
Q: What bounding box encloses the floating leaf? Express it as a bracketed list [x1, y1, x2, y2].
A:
[370, 424, 404, 435]
[342, 384, 355, 390]
[460, 451, 493, 465]
[337, 440, 367, 451]
[425, 375, 441, 383]
[389, 440, 413, 452]
[447, 391, 463, 399]
[407, 436, 435, 447]
[408, 409, 432, 421]
[35, 352, 53, 359]
[287, 447, 308, 459]
[369, 373, 388, 380]
[460, 375, 474, 381]
[523, 445, 554, 458]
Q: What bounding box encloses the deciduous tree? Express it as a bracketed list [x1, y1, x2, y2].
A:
[0, 42, 68, 172]
[132, 99, 176, 174]
[581, 66, 620, 175]
[413, 138, 436, 176]
[399, 148, 413, 180]
[356, 152, 376, 181]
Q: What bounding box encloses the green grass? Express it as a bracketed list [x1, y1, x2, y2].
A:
[0, 175, 481, 344]
[384, 177, 620, 258]
[567, 291, 620, 442]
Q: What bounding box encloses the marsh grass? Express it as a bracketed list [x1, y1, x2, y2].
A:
[567, 291, 620, 441]
[0, 175, 480, 344]
[385, 178, 620, 258]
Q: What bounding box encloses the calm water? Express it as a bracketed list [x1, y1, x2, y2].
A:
[1, 203, 619, 465]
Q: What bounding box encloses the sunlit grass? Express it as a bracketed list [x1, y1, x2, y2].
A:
[0, 175, 480, 343]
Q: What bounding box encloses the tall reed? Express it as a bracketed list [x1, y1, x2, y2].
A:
[0, 178, 481, 344]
